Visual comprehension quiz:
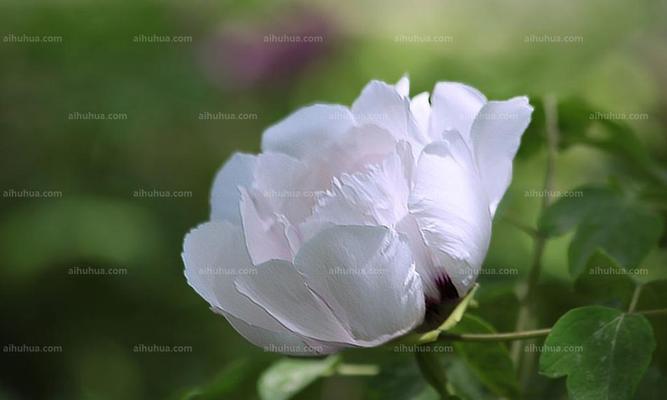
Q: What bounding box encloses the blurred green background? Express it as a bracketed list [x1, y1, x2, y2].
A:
[1, 0, 666, 399]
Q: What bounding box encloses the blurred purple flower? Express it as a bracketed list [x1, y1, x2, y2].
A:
[199, 10, 336, 90]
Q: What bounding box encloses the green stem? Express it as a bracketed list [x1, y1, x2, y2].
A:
[335, 363, 379, 376]
[415, 346, 452, 399]
[511, 94, 560, 387]
[638, 308, 667, 316]
[628, 284, 643, 313]
[439, 328, 551, 343]
[428, 308, 667, 344]
[500, 214, 541, 238]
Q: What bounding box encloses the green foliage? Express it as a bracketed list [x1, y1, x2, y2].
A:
[523, 96, 665, 183]
[180, 359, 257, 400]
[399, 284, 479, 344]
[635, 280, 667, 373]
[539, 185, 663, 277]
[445, 358, 497, 400]
[2, 1, 667, 399]
[449, 315, 519, 400]
[257, 355, 340, 400]
[0, 197, 162, 279]
[539, 306, 656, 400]
[573, 250, 635, 308]
[367, 360, 439, 400]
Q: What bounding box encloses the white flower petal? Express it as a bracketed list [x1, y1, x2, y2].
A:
[235, 260, 354, 343]
[220, 310, 342, 356]
[239, 188, 295, 264]
[352, 80, 426, 150]
[182, 221, 287, 332]
[471, 97, 533, 216]
[293, 225, 425, 346]
[184, 222, 344, 355]
[429, 82, 487, 142]
[302, 146, 412, 237]
[210, 153, 257, 224]
[261, 104, 355, 159]
[251, 151, 314, 223]
[395, 75, 410, 97]
[410, 92, 431, 139]
[409, 132, 492, 296]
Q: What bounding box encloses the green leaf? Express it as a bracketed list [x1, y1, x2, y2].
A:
[539, 306, 656, 400]
[415, 346, 452, 399]
[449, 314, 519, 399]
[538, 186, 620, 237]
[522, 95, 666, 185]
[474, 282, 520, 332]
[539, 185, 663, 277]
[573, 250, 636, 308]
[367, 360, 439, 400]
[557, 97, 595, 150]
[257, 355, 340, 400]
[445, 357, 497, 400]
[516, 95, 545, 159]
[180, 359, 257, 400]
[584, 119, 667, 185]
[636, 279, 667, 373]
[568, 202, 662, 277]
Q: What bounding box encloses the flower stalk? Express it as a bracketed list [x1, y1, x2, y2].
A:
[511, 94, 559, 387]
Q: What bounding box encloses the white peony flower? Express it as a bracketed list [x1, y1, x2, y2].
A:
[182, 76, 533, 355]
